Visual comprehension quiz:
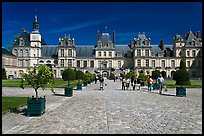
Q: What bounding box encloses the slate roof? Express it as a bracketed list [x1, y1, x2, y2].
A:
[2, 48, 16, 57]
[185, 31, 202, 47]
[75, 45, 95, 58]
[41, 45, 58, 59]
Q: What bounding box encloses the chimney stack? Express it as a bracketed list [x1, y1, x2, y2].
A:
[97, 30, 100, 41]
[112, 31, 115, 43]
[159, 40, 164, 50]
[197, 31, 200, 38]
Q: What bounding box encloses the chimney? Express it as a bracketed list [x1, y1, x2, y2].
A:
[197, 31, 200, 38]
[97, 30, 100, 41]
[184, 32, 188, 39]
[160, 40, 164, 50]
[112, 31, 115, 43]
[142, 32, 145, 35]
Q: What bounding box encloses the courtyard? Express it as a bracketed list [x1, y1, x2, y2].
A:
[2, 78, 202, 134]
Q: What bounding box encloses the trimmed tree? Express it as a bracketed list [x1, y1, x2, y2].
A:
[152, 70, 160, 79]
[62, 68, 76, 87]
[2, 68, 7, 80]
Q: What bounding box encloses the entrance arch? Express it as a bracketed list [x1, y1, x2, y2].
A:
[102, 71, 109, 78]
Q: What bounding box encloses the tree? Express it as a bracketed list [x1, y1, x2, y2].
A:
[152, 70, 160, 79]
[138, 72, 148, 82]
[76, 70, 84, 82]
[2, 68, 7, 80]
[20, 65, 54, 99]
[173, 60, 191, 87]
[62, 68, 76, 87]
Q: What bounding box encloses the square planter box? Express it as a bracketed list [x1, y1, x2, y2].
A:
[65, 87, 73, 97]
[27, 96, 46, 116]
[176, 87, 186, 97]
[77, 83, 82, 90]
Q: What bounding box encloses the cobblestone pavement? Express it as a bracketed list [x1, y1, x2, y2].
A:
[2, 79, 202, 134]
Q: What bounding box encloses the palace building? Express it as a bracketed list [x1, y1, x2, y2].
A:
[2, 15, 202, 79]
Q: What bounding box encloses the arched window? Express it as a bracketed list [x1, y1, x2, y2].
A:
[13, 49, 18, 56]
[25, 49, 29, 57]
[47, 60, 51, 64]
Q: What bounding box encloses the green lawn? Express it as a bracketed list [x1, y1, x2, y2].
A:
[2, 79, 80, 88]
[2, 96, 28, 114]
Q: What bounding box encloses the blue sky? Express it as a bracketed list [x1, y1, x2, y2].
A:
[2, 2, 202, 49]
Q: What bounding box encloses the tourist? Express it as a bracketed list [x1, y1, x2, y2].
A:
[99, 76, 104, 90]
[147, 75, 153, 92]
[157, 74, 164, 94]
[122, 77, 126, 90]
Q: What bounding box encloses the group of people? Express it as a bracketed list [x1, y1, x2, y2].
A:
[147, 74, 165, 94]
[121, 77, 141, 90]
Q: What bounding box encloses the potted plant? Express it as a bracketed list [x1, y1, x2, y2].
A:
[62, 68, 75, 97]
[76, 70, 84, 90]
[173, 60, 191, 97]
[20, 65, 54, 116]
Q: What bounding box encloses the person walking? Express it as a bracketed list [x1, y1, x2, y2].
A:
[157, 74, 164, 94]
[147, 76, 153, 92]
[126, 78, 130, 90]
[122, 77, 126, 90]
[99, 76, 104, 90]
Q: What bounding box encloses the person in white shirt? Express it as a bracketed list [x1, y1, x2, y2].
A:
[157, 74, 164, 94]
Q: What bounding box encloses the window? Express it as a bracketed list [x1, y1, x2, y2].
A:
[118, 61, 121, 68]
[161, 60, 165, 68]
[77, 60, 80, 67]
[192, 50, 196, 57]
[109, 51, 112, 57]
[60, 49, 64, 57]
[108, 61, 112, 68]
[171, 60, 175, 68]
[145, 49, 149, 56]
[98, 51, 101, 57]
[137, 60, 141, 68]
[19, 49, 23, 57]
[60, 59, 64, 67]
[187, 61, 190, 67]
[90, 61, 94, 68]
[187, 50, 190, 57]
[14, 49, 18, 56]
[98, 61, 101, 68]
[19, 60, 23, 67]
[137, 49, 141, 56]
[68, 49, 72, 57]
[152, 60, 155, 68]
[146, 59, 149, 67]
[104, 51, 106, 57]
[83, 61, 87, 68]
[25, 49, 29, 57]
[24, 60, 28, 67]
[37, 49, 39, 57]
[61, 70, 64, 75]
[68, 59, 72, 67]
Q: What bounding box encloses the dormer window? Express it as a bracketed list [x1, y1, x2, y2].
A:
[19, 38, 24, 46]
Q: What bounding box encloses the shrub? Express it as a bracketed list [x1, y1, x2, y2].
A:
[138, 72, 148, 82]
[152, 70, 160, 79]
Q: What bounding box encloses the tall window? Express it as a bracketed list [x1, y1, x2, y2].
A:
[187, 50, 190, 57]
[90, 61, 94, 68]
[83, 61, 87, 68]
[98, 61, 101, 68]
[25, 49, 29, 57]
[118, 61, 121, 68]
[77, 60, 80, 67]
[98, 51, 101, 57]
[145, 49, 149, 56]
[137, 49, 141, 56]
[24, 60, 28, 67]
[19, 60, 23, 67]
[60, 49, 64, 57]
[68, 49, 72, 57]
[108, 61, 112, 68]
[192, 50, 196, 57]
[161, 60, 165, 68]
[14, 49, 18, 56]
[109, 51, 112, 57]
[146, 59, 149, 67]
[171, 60, 175, 68]
[137, 60, 141, 68]
[68, 59, 72, 67]
[19, 49, 23, 57]
[104, 51, 106, 57]
[187, 61, 190, 67]
[152, 60, 155, 68]
[61, 70, 64, 76]
[60, 59, 64, 67]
